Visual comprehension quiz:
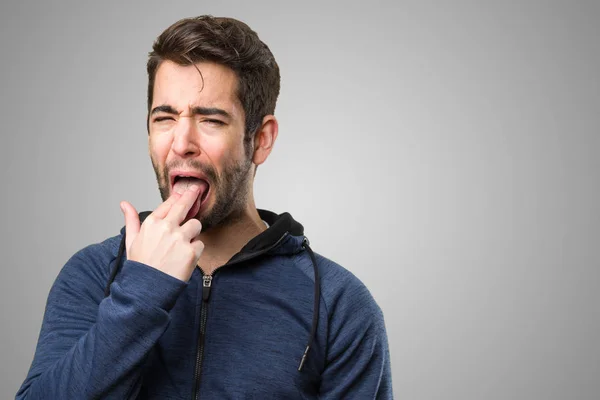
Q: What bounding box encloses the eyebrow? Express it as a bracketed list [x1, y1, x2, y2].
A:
[150, 104, 232, 120]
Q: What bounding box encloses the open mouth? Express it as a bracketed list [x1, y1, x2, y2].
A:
[172, 175, 210, 204]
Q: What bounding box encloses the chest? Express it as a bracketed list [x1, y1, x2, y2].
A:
[137, 269, 323, 399]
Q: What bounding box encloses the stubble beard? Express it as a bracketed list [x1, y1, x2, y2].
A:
[153, 154, 254, 232]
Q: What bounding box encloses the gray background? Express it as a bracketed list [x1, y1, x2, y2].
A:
[1, 0, 599, 399]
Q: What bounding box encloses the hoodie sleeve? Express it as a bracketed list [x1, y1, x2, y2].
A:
[319, 277, 394, 399]
[15, 240, 188, 400]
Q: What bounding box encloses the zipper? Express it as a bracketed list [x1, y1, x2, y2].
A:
[192, 274, 212, 400]
[191, 231, 290, 400]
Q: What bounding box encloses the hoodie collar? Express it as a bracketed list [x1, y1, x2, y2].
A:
[119, 208, 306, 261]
[240, 209, 304, 252]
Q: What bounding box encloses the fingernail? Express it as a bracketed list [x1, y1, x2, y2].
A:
[189, 184, 200, 192]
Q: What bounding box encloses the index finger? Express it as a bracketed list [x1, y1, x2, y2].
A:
[151, 192, 183, 220]
[164, 186, 202, 224]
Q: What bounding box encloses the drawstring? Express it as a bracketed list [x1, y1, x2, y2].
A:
[298, 237, 320, 372]
[105, 233, 320, 373]
[105, 233, 127, 297]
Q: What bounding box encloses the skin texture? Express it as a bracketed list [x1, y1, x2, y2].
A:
[121, 61, 279, 278]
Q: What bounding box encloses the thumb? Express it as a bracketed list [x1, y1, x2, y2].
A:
[120, 201, 140, 256]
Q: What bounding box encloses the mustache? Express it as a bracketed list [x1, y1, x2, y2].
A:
[164, 159, 219, 185]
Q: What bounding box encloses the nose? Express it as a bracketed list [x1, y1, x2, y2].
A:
[171, 116, 200, 157]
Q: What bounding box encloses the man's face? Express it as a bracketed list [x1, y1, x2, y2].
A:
[148, 60, 254, 231]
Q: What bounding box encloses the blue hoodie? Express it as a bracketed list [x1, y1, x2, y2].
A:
[16, 209, 393, 399]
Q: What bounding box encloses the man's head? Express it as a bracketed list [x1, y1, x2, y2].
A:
[146, 16, 280, 230]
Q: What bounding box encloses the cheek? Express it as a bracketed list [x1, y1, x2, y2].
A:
[203, 137, 238, 170]
[148, 136, 172, 184]
[149, 135, 172, 163]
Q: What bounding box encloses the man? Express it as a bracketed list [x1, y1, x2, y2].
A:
[16, 15, 393, 399]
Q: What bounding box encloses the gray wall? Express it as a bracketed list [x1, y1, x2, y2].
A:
[1, 0, 599, 399]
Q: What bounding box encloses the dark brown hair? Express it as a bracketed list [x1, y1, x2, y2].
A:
[146, 16, 280, 154]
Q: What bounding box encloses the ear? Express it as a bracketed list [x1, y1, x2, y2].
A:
[252, 115, 279, 166]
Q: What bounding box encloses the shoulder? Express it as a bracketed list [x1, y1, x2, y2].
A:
[319, 253, 383, 317]
[293, 248, 384, 324]
[49, 233, 124, 302]
[63, 233, 123, 275]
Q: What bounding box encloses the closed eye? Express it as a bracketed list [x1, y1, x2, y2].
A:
[154, 116, 174, 122]
[205, 119, 225, 126]
[151, 117, 226, 127]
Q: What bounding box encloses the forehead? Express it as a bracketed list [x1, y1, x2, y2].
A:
[152, 60, 241, 112]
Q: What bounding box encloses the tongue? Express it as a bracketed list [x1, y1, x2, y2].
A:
[173, 177, 208, 201]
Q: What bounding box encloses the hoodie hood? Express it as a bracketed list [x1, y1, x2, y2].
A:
[118, 209, 306, 261]
[241, 209, 305, 253]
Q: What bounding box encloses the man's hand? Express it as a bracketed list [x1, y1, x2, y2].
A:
[119, 185, 204, 282]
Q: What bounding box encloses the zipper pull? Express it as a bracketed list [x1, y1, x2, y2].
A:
[202, 275, 213, 302]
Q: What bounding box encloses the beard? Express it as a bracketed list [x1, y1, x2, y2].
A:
[152, 154, 254, 231]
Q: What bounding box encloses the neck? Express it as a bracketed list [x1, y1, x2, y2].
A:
[196, 201, 266, 275]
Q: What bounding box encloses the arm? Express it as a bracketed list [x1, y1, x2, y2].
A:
[15, 243, 187, 400]
[319, 284, 394, 399]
